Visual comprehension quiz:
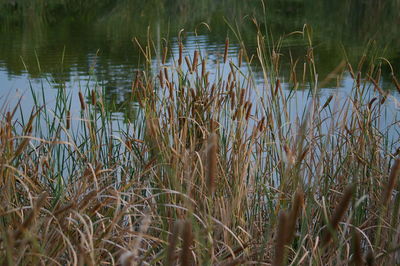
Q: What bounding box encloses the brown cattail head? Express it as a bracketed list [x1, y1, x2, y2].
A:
[201, 58, 206, 79]
[224, 37, 229, 63]
[78, 91, 86, 110]
[356, 72, 361, 88]
[239, 88, 245, 106]
[322, 185, 354, 245]
[185, 56, 192, 73]
[285, 190, 304, 244]
[230, 91, 236, 110]
[166, 220, 182, 266]
[91, 89, 96, 106]
[132, 71, 140, 94]
[245, 102, 252, 121]
[159, 69, 164, 88]
[321, 94, 333, 111]
[66, 111, 71, 130]
[383, 158, 400, 205]
[352, 229, 364, 266]
[192, 50, 199, 72]
[273, 211, 288, 266]
[274, 79, 281, 97]
[180, 220, 193, 266]
[207, 133, 218, 195]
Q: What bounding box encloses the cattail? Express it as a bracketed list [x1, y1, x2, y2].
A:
[230, 91, 236, 110]
[229, 80, 235, 91]
[356, 72, 361, 88]
[245, 102, 252, 121]
[322, 185, 354, 245]
[162, 46, 168, 65]
[352, 230, 363, 266]
[224, 37, 229, 63]
[368, 97, 377, 110]
[382, 158, 400, 205]
[273, 211, 288, 266]
[168, 81, 174, 101]
[66, 111, 71, 130]
[132, 71, 140, 94]
[78, 91, 86, 110]
[164, 67, 169, 82]
[207, 133, 218, 195]
[274, 79, 280, 96]
[258, 116, 265, 132]
[392, 74, 400, 94]
[185, 56, 192, 73]
[201, 58, 206, 78]
[178, 41, 183, 67]
[239, 88, 245, 106]
[321, 94, 333, 111]
[286, 190, 304, 244]
[210, 84, 216, 97]
[166, 221, 182, 265]
[91, 89, 96, 105]
[159, 69, 164, 88]
[238, 48, 243, 67]
[192, 50, 199, 72]
[205, 71, 210, 84]
[180, 220, 193, 266]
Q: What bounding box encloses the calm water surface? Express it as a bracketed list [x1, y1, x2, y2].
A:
[0, 0, 399, 124]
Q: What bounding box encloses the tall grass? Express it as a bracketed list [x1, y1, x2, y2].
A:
[0, 24, 400, 265]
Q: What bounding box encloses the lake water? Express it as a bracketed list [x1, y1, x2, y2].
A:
[0, 0, 399, 123]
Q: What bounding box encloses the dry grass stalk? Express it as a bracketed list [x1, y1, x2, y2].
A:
[14, 192, 48, 239]
[162, 46, 168, 65]
[178, 41, 183, 67]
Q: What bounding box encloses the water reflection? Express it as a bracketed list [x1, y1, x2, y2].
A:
[0, 0, 399, 118]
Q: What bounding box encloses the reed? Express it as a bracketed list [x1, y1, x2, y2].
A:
[0, 23, 399, 265]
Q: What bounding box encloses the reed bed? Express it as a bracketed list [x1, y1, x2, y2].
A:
[0, 25, 399, 265]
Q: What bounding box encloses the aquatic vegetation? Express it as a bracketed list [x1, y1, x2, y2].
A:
[0, 24, 399, 265]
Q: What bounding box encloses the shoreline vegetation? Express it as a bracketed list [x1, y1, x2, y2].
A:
[1, 21, 400, 265]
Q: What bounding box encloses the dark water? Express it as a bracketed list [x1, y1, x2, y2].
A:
[0, 0, 399, 118]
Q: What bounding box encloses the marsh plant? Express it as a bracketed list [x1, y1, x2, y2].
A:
[0, 23, 400, 265]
